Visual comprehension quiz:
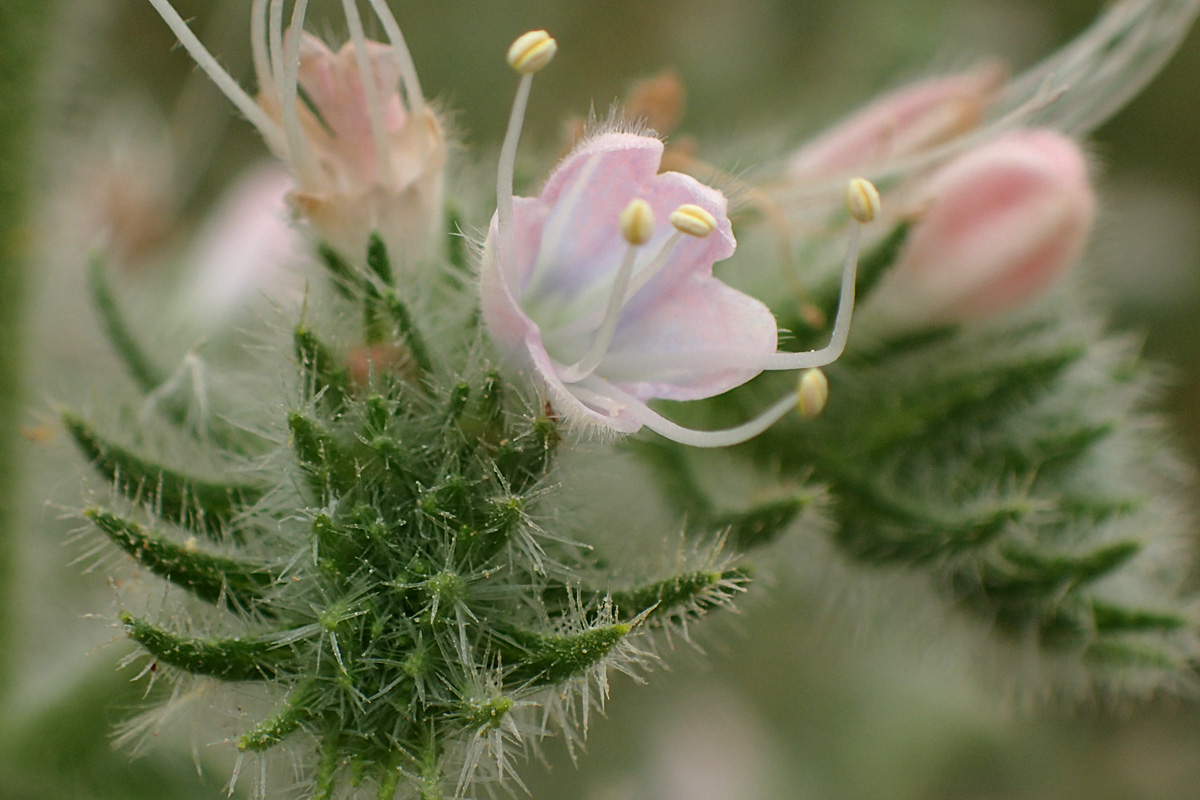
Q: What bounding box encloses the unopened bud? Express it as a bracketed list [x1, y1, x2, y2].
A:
[879, 130, 1096, 324]
[797, 369, 829, 418]
[507, 30, 558, 74]
[786, 62, 1006, 180]
[620, 199, 655, 245]
[845, 178, 881, 223]
[670, 204, 717, 237]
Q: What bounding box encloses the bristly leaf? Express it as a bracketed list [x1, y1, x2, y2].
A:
[366, 233, 395, 287]
[64, 411, 265, 539]
[383, 290, 434, 375]
[712, 494, 812, 551]
[288, 411, 359, 500]
[295, 325, 351, 411]
[88, 255, 165, 394]
[120, 613, 298, 681]
[239, 680, 320, 750]
[610, 568, 749, 622]
[498, 623, 631, 686]
[86, 509, 274, 608]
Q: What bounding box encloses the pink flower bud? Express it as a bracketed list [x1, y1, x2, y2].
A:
[876, 130, 1096, 324]
[786, 62, 1006, 181]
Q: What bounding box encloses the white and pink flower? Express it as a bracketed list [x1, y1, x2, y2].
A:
[147, 0, 445, 265]
[481, 132, 778, 437]
[482, 35, 878, 446]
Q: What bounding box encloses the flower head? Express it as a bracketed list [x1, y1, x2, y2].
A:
[482, 32, 879, 447]
[481, 131, 778, 436]
[147, 0, 446, 264]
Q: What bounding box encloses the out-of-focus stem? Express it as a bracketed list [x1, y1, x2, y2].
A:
[0, 0, 55, 698]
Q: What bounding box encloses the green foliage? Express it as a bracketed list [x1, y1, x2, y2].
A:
[659, 284, 1199, 684]
[69, 235, 746, 799]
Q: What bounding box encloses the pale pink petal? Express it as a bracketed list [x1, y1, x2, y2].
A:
[603, 276, 777, 401]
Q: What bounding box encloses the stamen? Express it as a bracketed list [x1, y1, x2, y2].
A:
[507, 30, 558, 74]
[146, 0, 284, 145]
[845, 177, 881, 223]
[796, 368, 829, 418]
[269, 0, 286, 96]
[669, 204, 718, 237]
[279, 0, 321, 187]
[342, 0, 394, 182]
[365, 0, 425, 110]
[587, 377, 801, 449]
[251, 0, 272, 94]
[619, 203, 714, 301]
[558, 200, 653, 383]
[761, 178, 878, 370]
[497, 31, 557, 272]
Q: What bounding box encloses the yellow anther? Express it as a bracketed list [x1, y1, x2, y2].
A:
[669, 204, 717, 237]
[796, 368, 829, 418]
[507, 30, 558, 74]
[845, 178, 881, 224]
[620, 199, 655, 245]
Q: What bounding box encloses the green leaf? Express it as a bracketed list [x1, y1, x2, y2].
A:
[499, 623, 630, 686]
[64, 411, 265, 539]
[86, 509, 274, 608]
[288, 412, 359, 500]
[295, 325, 351, 410]
[239, 680, 319, 750]
[609, 568, 749, 622]
[120, 613, 298, 681]
[87, 255, 165, 394]
[366, 233, 395, 286]
[383, 291, 434, 375]
[713, 494, 811, 550]
[1091, 602, 1189, 634]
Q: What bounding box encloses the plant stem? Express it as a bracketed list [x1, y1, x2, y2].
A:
[0, 0, 56, 699]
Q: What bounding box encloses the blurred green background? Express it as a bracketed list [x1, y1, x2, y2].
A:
[4, 1, 1200, 798]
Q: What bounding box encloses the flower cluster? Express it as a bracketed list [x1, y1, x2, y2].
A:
[65, 3, 1200, 800]
[141, 0, 1193, 446]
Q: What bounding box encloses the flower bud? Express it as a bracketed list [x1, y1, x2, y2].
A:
[876, 130, 1096, 325]
[787, 62, 1006, 181]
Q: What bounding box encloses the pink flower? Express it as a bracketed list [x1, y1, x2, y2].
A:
[484, 32, 878, 447]
[481, 132, 778, 437]
[874, 130, 1096, 325]
[177, 163, 304, 331]
[786, 62, 1006, 182]
[264, 30, 446, 265]
[147, 0, 445, 265]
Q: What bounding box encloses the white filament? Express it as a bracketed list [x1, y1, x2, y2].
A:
[146, 0, 283, 144]
[365, 0, 425, 110]
[279, 0, 320, 187]
[588, 377, 802, 449]
[625, 231, 683, 299]
[497, 73, 534, 275]
[250, 0, 272, 93]
[762, 221, 861, 370]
